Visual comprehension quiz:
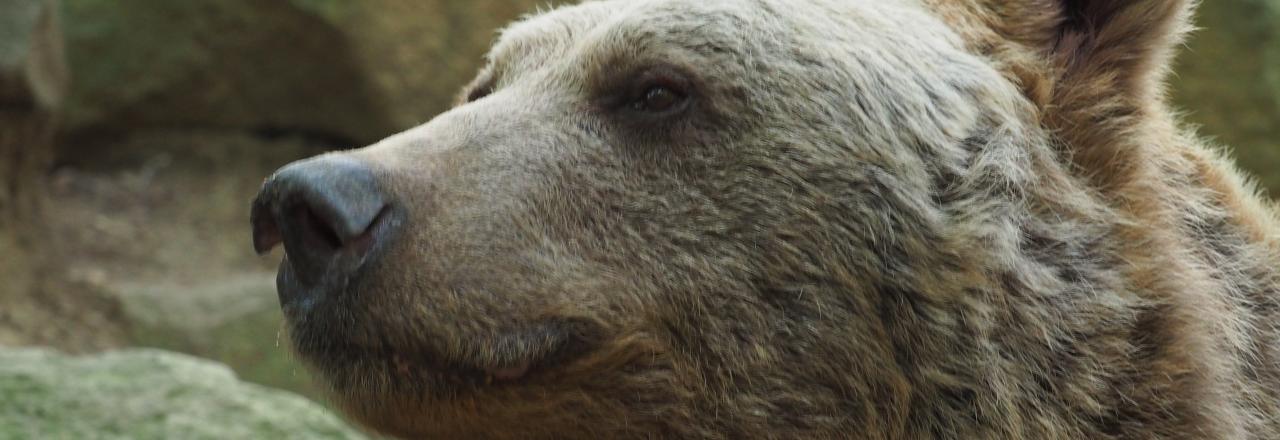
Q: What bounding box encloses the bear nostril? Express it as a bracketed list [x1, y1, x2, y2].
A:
[291, 203, 344, 251]
[251, 204, 284, 255]
[251, 155, 394, 289]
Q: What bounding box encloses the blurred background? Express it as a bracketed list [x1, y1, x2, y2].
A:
[0, 0, 1276, 437]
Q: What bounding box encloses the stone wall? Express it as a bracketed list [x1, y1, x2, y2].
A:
[0, 0, 75, 347]
[59, 0, 543, 149]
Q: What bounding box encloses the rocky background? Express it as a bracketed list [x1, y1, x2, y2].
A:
[2, 0, 545, 436]
[0, 0, 1276, 437]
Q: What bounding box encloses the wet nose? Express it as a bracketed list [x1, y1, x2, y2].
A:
[251, 155, 392, 287]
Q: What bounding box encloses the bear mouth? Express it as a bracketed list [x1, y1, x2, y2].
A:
[287, 316, 602, 398]
[387, 351, 533, 385]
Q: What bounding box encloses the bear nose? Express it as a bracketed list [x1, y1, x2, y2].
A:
[250, 155, 392, 287]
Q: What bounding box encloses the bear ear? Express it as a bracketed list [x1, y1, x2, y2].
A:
[1045, 0, 1196, 105]
[948, 0, 1196, 184]
[974, 0, 1196, 107]
[1039, 0, 1195, 180]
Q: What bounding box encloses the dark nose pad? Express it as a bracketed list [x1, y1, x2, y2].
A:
[250, 155, 392, 289]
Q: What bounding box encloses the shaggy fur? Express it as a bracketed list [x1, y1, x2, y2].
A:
[261, 0, 1280, 438]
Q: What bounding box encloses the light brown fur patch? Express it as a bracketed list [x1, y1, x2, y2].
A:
[261, 1, 1280, 438]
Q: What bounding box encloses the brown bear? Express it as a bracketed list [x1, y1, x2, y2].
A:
[250, 0, 1280, 438]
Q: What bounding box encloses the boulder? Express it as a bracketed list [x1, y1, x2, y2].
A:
[41, 131, 331, 393]
[0, 0, 67, 109]
[59, 0, 543, 148]
[0, 0, 123, 349]
[118, 273, 323, 402]
[1, 0, 65, 277]
[0, 348, 364, 439]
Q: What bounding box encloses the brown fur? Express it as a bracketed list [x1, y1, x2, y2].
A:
[261, 0, 1280, 438]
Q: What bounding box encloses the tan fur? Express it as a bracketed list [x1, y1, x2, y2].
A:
[262, 0, 1280, 438]
[925, 2, 1280, 436]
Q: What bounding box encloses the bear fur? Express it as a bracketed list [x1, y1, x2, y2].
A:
[264, 0, 1280, 438]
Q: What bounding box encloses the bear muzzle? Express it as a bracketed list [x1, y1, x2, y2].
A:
[250, 154, 401, 307]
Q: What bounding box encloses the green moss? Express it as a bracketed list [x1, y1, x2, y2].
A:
[0, 349, 363, 439]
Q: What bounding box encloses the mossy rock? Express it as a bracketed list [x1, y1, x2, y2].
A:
[118, 274, 324, 404]
[59, 0, 544, 148]
[0, 348, 365, 439]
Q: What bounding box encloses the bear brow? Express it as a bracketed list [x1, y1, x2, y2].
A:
[488, 8, 599, 76]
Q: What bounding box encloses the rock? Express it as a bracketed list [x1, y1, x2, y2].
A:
[294, 0, 545, 135]
[1171, 0, 1280, 195]
[42, 131, 332, 395]
[59, 0, 543, 148]
[0, 348, 365, 439]
[118, 274, 279, 335]
[0, 0, 65, 209]
[117, 274, 324, 402]
[0, 0, 112, 349]
[1, 0, 65, 254]
[0, 0, 68, 108]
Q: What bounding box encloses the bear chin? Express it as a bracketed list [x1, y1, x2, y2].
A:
[285, 305, 603, 400]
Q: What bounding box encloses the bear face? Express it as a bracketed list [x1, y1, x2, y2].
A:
[252, 0, 1279, 438]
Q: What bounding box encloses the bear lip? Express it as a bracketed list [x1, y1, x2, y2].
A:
[388, 352, 532, 384]
[488, 361, 533, 382]
[292, 317, 603, 397]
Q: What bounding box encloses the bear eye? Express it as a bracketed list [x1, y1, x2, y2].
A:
[631, 85, 686, 113]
